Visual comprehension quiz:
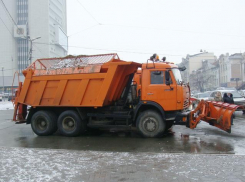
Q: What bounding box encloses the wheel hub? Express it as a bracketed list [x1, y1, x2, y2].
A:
[41, 121, 46, 127]
[144, 118, 157, 132]
[68, 121, 74, 127]
[36, 117, 48, 131]
[62, 117, 75, 131]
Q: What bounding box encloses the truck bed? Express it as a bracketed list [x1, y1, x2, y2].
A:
[17, 54, 141, 107]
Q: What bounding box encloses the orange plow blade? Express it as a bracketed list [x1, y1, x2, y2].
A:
[189, 100, 243, 133]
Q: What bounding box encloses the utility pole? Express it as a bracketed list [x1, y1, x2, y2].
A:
[20, 36, 41, 65]
[29, 39, 33, 65]
[28, 36, 41, 64]
[2, 67, 4, 101]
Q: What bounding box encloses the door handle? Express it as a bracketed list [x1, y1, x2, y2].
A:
[147, 93, 153, 95]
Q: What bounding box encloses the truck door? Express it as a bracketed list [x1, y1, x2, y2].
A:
[142, 69, 177, 111]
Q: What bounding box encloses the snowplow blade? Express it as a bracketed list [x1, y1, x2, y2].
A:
[188, 100, 242, 133]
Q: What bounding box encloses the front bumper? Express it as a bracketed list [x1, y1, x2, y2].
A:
[174, 110, 191, 127]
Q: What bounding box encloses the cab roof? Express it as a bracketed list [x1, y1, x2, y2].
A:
[142, 62, 178, 69]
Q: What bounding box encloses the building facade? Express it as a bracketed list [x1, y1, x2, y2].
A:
[219, 53, 245, 88]
[0, 0, 67, 92]
[180, 52, 245, 92]
[178, 52, 216, 83]
[189, 59, 219, 92]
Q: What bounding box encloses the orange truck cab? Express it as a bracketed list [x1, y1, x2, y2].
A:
[13, 54, 239, 137]
[134, 62, 190, 118]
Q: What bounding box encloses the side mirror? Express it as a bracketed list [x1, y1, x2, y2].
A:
[179, 66, 186, 71]
[165, 70, 170, 85]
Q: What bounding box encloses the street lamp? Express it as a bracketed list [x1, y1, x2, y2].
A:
[28, 36, 41, 64]
[20, 36, 41, 65]
[2, 67, 4, 101]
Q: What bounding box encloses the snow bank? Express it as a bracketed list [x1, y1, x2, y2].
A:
[0, 101, 14, 110]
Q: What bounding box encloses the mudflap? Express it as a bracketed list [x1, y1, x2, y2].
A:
[13, 103, 27, 122]
[12, 81, 27, 123]
[188, 100, 242, 133]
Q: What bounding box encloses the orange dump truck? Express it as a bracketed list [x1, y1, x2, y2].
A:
[13, 53, 240, 137]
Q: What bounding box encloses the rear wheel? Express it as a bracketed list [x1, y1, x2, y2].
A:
[136, 110, 166, 137]
[31, 110, 57, 136]
[58, 110, 86, 137]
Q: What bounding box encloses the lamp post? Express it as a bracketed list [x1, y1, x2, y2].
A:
[20, 36, 41, 65]
[2, 67, 4, 101]
[28, 36, 41, 64]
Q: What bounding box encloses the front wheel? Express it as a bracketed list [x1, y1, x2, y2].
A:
[136, 110, 166, 137]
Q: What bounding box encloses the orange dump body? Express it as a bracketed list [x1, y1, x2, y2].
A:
[15, 54, 141, 108]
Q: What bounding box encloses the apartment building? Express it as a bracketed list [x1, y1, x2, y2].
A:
[0, 0, 67, 92]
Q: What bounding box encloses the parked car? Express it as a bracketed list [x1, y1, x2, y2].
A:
[209, 90, 245, 113]
[193, 92, 211, 101]
[8, 95, 15, 101]
[0, 96, 2, 101]
[238, 90, 245, 97]
[204, 91, 213, 96]
[216, 87, 237, 91]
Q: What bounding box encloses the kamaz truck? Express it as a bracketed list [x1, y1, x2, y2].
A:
[12, 54, 239, 137]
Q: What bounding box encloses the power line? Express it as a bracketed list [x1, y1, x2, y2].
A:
[1, 68, 16, 71]
[102, 23, 245, 38]
[34, 42, 184, 57]
[0, 16, 12, 36]
[68, 24, 100, 37]
[0, 0, 18, 27]
[76, 0, 101, 25]
[34, 42, 245, 58]
[66, 21, 245, 41]
[33, 44, 48, 57]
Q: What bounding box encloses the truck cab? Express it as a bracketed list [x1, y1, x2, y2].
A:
[137, 62, 189, 111]
[130, 62, 190, 135]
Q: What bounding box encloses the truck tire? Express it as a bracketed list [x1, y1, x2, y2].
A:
[58, 110, 86, 137]
[31, 110, 58, 136]
[136, 110, 166, 137]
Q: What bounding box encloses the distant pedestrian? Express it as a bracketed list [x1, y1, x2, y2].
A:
[214, 92, 222, 102]
[223, 93, 234, 104]
[223, 93, 235, 125]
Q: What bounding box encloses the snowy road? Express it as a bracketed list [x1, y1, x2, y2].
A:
[0, 109, 245, 181]
[0, 147, 245, 182]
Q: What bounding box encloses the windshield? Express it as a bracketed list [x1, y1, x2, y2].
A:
[172, 69, 183, 85]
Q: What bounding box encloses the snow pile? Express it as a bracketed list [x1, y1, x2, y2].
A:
[49, 58, 88, 69]
[48, 55, 114, 70]
[0, 101, 14, 110]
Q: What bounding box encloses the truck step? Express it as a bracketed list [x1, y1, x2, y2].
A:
[87, 123, 133, 130]
[87, 113, 131, 119]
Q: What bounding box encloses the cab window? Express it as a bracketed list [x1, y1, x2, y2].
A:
[151, 71, 164, 84]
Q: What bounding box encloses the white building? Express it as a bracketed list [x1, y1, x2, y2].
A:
[0, 0, 67, 92]
[178, 52, 216, 83]
[219, 53, 245, 88]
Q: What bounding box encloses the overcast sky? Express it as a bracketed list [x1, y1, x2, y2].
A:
[67, 0, 245, 64]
